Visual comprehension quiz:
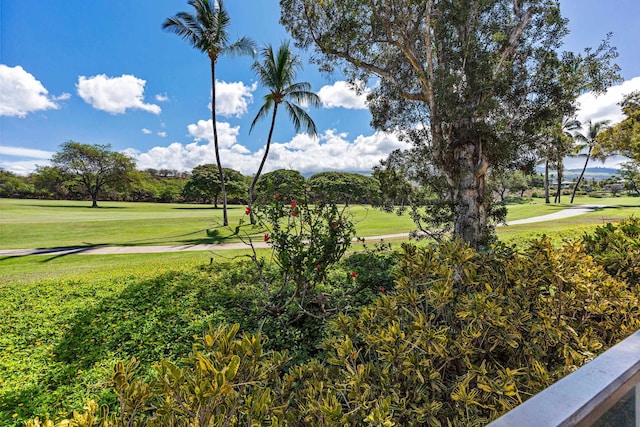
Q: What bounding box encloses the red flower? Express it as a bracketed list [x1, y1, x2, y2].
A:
[291, 210, 297, 217]
[264, 234, 270, 242]
[379, 286, 385, 293]
[245, 206, 251, 215]
[316, 264, 321, 270]
[274, 193, 281, 200]
[291, 199, 297, 208]
[350, 272, 357, 278]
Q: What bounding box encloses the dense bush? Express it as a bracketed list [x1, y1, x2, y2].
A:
[30, 235, 640, 426]
[583, 216, 640, 286]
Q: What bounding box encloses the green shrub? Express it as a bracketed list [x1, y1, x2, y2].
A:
[33, 237, 640, 426]
[583, 217, 640, 286]
[283, 238, 640, 425]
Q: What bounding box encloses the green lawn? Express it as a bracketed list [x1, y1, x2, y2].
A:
[498, 196, 640, 244]
[0, 199, 416, 250]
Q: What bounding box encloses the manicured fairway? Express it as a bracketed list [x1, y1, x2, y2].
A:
[0, 199, 416, 250]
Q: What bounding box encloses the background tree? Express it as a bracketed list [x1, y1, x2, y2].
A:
[569, 119, 611, 203]
[598, 91, 640, 162]
[308, 171, 380, 205]
[0, 170, 35, 199]
[488, 169, 529, 201]
[183, 164, 246, 206]
[281, 0, 619, 248]
[372, 150, 416, 211]
[51, 142, 136, 207]
[247, 41, 320, 224]
[619, 162, 640, 195]
[255, 169, 306, 204]
[163, 0, 255, 225]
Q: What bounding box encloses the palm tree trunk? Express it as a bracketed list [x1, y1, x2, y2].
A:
[544, 160, 550, 204]
[211, 59, 229, 226]
[248, 104, 279, 225]
[571, 148, 592, 204]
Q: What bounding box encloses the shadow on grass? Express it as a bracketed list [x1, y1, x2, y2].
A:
[21, 203, 127, 209]
[0, 267, 261, 425]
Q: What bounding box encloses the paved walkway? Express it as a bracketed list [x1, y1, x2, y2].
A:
[0, 204, 608, 257]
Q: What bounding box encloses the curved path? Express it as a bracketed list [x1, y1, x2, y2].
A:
[0, 204, 608, 257]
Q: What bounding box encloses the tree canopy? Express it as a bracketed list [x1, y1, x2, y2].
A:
[598, 91, 640, 163]
[308, 171, 379, 205]
[280, 0, 619, 248]
[51, 142, 136, 207]
[182, 164, 247, 206]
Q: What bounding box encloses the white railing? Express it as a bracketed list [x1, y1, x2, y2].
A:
[488, 330, 640, 427]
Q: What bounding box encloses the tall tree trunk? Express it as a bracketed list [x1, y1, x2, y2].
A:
[210, 59, 229, 226]
[571, 148, 592, 204]
[91, 195, 98, 208]
[451, 141, 489, 249]
[248, 104, 279, 225]
[544, 160, 550, 204]
[555, 161, 562, 203]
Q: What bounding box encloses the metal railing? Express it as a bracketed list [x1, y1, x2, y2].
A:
[488, 330, 640, 427]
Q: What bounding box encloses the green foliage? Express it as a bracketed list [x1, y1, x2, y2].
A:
[52, 141, 137, 207]
[582, 216, 640, 286]
[30, 234, 640, 426]
[26, 324, 290, 427]
[255, 169, 306, 204]
[286, 238, 640, 425]
[598, 91, 640, 162]
[0, 170, 37, 198]
[182, 165, 247, 206]
[308, 171, 380, 205]
[249, 195, 357, 322]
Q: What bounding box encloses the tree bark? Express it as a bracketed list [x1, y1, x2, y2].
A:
[248, 103, 279, 225]
[210, 58, 229, 226]
[544, 160, 550, 204]
[451, 141, 489, 249]
[571, 148, 592, 204]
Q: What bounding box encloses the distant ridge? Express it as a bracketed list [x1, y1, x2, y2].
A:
[535, 167, 620, 181]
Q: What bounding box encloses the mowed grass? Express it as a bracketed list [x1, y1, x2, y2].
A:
[498, 196, 640, 244]
[0, 199, 416, 250]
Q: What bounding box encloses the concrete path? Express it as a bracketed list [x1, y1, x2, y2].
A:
[0, 204, 608, 257]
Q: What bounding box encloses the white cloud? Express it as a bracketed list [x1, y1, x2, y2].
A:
[76, 74, 161, 114]
[142, 128, 152, 134]
[0, 65, 67, 117]
[576, 76, 640, 125]
[157, 131, 167, 138]
[0, 159, 50, 176]
[318, 80, 370, 109]
[127, 126, 409, 176]
[187, 119, 240, 148]
[209, 80, 257, 118]
[0, 146, 54, 159]
[155, 93, 169, 102]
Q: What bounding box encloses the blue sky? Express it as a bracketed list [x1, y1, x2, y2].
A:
[1, 0, 639, 176]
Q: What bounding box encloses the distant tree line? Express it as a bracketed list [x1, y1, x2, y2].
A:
[0, 142, 386, 206]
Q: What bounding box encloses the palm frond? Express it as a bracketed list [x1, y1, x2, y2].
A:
[285, 101, 318, 136]
[225, 36, 256, 58]
[250, 100, 274, 134]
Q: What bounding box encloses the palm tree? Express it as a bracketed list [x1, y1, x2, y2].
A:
[163, 0, 254, 226]
[552, 117, 582, 203]
[247, 41, 320, 223]
[570, 119, 611, 203]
